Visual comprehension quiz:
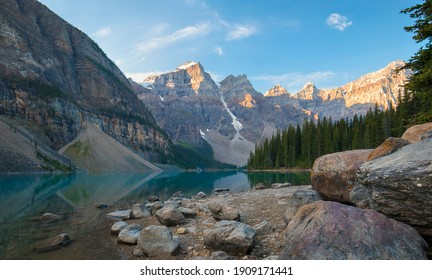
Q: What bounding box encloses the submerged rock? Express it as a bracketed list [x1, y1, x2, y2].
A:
[39, 213, 61, 222]
[280, 201, 428, 260]
[37, 233, 71, 252]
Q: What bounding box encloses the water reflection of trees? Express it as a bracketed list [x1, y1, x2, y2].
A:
[247, 172, 311, 187]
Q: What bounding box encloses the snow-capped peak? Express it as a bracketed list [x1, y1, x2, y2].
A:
[176, 61, 199, 70]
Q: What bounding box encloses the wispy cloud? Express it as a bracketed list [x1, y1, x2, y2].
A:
[227, 24, 257, 40]
[93, 27, 112, 38]
[252, 71, 336, 92]
[215, 46, 223, 56]
[136, 23, 211, 53]
[326, 13, 352, 31]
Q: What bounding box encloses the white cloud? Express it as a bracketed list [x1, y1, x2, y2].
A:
[215, 46, 223, 56]
[326, 13, 352, 31]
[93, 27, 112, 37]
[252, 71, 336, 92]
[227, 24, 257, 40]
[136, 23, 211, 53]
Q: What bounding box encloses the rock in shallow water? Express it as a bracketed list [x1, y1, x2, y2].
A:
[37, 233, 71, 252]
[279, 201, 428, 260]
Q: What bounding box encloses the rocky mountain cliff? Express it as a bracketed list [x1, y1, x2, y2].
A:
[0, 0, 171, 164]
[270, 60, 410, 120]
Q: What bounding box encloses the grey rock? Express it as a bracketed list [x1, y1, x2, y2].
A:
[155, 204, 186, 226]
[137, 225, 180, 256]
[106, 210, 131, 220]
[253, 220, 275, 236]
[255, 183, 268, 190]
[204, 220, 256, 255]
[207, 202, 240, 221]
[195, 191, 207, 199]
[148, 201, 164, 215]
[279, 201, 428, 260]
[147, 195, 159, 203]
[133, 247, 145, 257]
[283, 189, 322, 225]
[131, 203, 151, 219]
[350, 138, 432, 256]
[111, 221, 128, 235]
[117, 224, 142, 245]
[178, 207, 197, 218]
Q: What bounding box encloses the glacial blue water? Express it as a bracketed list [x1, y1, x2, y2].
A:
[0, 171, 310, 259]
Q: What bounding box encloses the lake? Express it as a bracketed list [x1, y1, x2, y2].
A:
[0, 171, 310, 259]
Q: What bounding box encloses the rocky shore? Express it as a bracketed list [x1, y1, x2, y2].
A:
[100, 122, 432, 260]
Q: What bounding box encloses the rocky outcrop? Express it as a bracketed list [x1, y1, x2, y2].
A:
[311, 149, 372, 204]
[367, 137, 410, 161]
[280, 201, 428, 260]
[283, 189, 321, 225]
[350, 138, 432, 255]
[204, 220, 256, 255]
[137, 225, 180, 256]
[401, 122, 432, 143]
[0, 0, 171, 167]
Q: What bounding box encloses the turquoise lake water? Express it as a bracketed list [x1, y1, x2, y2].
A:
[0, 171, 310, 259]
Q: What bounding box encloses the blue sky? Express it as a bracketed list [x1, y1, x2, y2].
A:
[38, 0, 419, 93]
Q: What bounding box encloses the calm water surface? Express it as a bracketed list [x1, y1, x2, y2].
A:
[0, 171, 310, 259]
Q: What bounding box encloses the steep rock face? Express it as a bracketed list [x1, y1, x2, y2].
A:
[149, 62, 220, 97]
[0, 0, 170, 162]
[264, 84, 289, 97]
[266, 61, 410, 120]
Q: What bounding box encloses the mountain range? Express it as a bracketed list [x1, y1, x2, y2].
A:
[135, 60, 410, 166]
[0, 0, 410, 170]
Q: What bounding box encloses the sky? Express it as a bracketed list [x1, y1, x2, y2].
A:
[38, 0, 420, 93]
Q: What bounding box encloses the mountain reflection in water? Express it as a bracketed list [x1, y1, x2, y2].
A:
[0, 171, 310, 259]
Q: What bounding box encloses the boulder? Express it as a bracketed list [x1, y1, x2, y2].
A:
[155, 204, 186, 226]
[147, 195, 159, 203]
[131, 203, 151, 219]
[350, 138, 432, 256]
[37, 233, 71, 252]
[311, 149, 372, 204]
[147, 201, 164, 215]
[254, 183, 268, 190]
[117, 224, 142, 245]
[106, 210, 131, 220]
[195, 191, 207, 199]
[279, 201, 428, 260]
[111, 221, 128, 235]
[367, 137, 410, 161]
[207, 202, 240, 221]
[204, 220, 256, 255]
[137, 225, 180, 256]
[401, 122, 432, 143]
[283, 189, 322, 225]
[178, 207, 197, 218]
